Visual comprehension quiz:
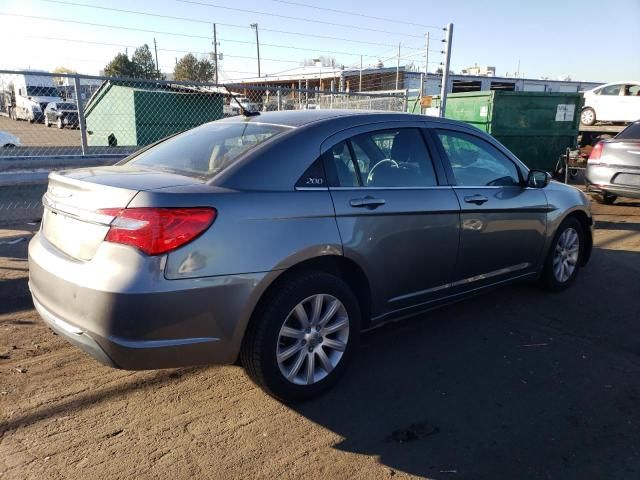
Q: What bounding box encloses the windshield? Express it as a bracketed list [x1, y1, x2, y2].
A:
[26, 86, 59, 97]
[616, 122, 640, 140]
[57, 103, 76, 110]
[128, 122, 290, 178]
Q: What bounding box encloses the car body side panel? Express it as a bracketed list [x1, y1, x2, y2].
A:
[539, 181, 593, 264]
[125, 190, 343, 279]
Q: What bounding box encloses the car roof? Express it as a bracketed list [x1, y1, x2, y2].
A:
[217, 109, 465, 129]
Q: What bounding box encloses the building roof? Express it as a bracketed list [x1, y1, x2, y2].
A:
[227, 65, 406, 84]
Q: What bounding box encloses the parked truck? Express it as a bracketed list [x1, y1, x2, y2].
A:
[2, 72, 62, 123]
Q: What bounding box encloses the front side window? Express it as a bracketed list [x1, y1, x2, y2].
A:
[436, 130, 521, 187]
[601, 84, 622, 96]
[128, 122, 289, 179]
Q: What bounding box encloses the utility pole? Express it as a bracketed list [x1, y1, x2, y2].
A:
[424, 32, 430, 76]
[250, 23, 261, 77]
[439, 23, 453, 118]
[395, 42, 401, 90]
[153, 37, 160, 78]
[212, 23, 219, 84]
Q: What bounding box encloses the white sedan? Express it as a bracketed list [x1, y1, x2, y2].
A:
[0, 131, 22, 148]
[581, 81, 640, 126]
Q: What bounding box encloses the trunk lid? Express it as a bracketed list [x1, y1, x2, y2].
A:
[602, 140, 640, 168]
[41, 165, 204, 260]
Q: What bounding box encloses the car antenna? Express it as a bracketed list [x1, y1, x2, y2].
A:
[222, 85, 260, 117]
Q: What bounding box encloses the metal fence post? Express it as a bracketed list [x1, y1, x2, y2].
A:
[330, 80, 334, 108]
[277, 88, 282, 111]
[74, 74, 89, 156]
[439, 23, 454, 118]
[404, 89, 409, 112]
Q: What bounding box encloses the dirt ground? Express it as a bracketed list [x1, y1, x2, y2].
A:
[1, 199, 639, 480]
[0, 115, 80, 148]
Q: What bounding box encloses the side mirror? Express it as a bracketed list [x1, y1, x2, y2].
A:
[527, 169, 551, 188]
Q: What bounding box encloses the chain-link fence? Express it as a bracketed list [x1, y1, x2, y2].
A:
[0, 70, 410, 157]
[0, 69, 410, 223]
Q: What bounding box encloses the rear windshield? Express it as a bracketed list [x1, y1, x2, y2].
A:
[128, 122, 289, 178]
[616, 122, 640, 140]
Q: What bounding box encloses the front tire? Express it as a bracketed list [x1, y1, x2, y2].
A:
[580, 107, 596, 126]
[241, 271, 360, 402]
[540, 217, 584, 291]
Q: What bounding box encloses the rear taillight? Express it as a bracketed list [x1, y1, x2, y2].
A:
[588, 142, 604, 162]
[98, 207, 216, 255]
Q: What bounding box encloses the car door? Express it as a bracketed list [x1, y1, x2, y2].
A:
[596, 83, 625, 121]
[622, 84, 640, 122]
[45, 103, 54, 122]
[323, 122, 460, 321]
[431, 127, 548, 292]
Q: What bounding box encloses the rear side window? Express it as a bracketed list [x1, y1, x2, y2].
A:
[325, 128, 438, 188]
[616, 122, 640, 140]
[128, 122, 289, 179]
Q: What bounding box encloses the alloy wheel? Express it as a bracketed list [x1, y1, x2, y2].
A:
[553, 227, 580, 283]
[276, 294, 349, 386]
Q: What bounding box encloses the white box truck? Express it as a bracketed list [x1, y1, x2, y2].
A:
[5, 72, 62, 123]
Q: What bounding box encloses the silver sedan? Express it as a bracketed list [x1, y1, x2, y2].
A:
[29, 110, 594, 401]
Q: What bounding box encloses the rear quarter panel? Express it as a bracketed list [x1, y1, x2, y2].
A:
[128, 189, 342, 279]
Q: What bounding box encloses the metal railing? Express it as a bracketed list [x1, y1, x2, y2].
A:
[0, 69, 412, 223]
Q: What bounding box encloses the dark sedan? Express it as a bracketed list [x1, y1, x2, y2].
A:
[44, 102, 79, 129]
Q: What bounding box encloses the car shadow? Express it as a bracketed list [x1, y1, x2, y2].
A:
[290, 247, 640, 479]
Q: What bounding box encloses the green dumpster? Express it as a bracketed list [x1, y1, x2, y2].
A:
[438, 91, 583, 171]
[85, 81, 224, 148]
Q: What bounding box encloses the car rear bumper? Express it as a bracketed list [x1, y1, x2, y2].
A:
[28, 232, 271, 370]
[585, 165, 640, 199]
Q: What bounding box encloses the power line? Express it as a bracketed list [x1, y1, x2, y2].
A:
[24, 35, 304, 64]
[271, 0, 441, 29]
[0, 13, 394, 59]
[177, 0, 426, 39]
[41, 0, 417, 49]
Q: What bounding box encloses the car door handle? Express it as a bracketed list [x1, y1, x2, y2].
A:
[464, 194, 489, 205]
[349, 197, 386, 209]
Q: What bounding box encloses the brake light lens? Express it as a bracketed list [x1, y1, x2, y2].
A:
[98, 207, 216, 255]
[588, 142, 603, 162]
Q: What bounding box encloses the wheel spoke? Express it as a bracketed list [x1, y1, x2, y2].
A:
[316, 347, 334, 374]
[287, 349, 307, 380]
[280, 326, 304, 339]
[321, 317, 348, 336]
[323, 337, 347, 352]
[278, 342, 303, 362]
[310, 294, 324, 325]
[305, 351, 315, 385]
[318, 299, 340, 328]
[277, 294, 349, 386]
[294, 304, 310, 328]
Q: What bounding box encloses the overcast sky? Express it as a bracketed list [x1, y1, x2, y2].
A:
[0, 0, 638, 82]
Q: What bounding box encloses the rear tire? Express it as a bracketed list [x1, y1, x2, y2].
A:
[540, 217, 584, 292]
[241, 271, 360, 402]
[593, 192, 617, 205]
[580, 107, 596, 126]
